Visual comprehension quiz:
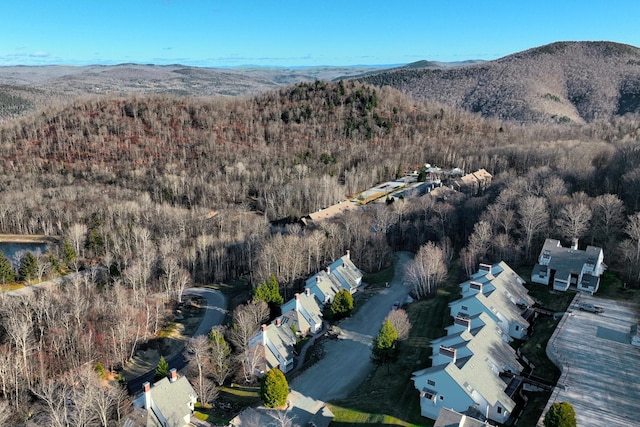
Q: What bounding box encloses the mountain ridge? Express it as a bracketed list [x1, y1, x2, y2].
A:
[357, 41, 640, 123]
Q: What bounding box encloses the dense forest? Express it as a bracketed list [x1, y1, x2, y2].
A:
[359, 41, 640, 124]
[1, 78, 640, 424]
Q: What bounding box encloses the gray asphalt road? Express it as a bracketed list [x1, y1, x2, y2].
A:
[126, 287, 226, 393]
[185, 287, 228, 337]
[290, 252, 413, 401]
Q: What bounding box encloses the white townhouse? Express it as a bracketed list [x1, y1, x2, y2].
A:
[531, 238, 606, 294]
[450, 262, 534, 340]
[412, 312, 523, 424]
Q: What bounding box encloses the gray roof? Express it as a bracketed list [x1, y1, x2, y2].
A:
[456, 262, 533, 331]
[434, 407, 490, 427]
[306, 270, 341, 302]
[249, 319, 297, 371]
[328, 255, 363, 292]
[281, 292, 323, 334]
[537, 238, 603, 280]
[149, 376, 197, 427]
[413, 312, 523, 413]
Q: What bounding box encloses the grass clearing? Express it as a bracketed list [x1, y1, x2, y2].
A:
[193, 385, 261, 425]
[363, 265, 395, 288]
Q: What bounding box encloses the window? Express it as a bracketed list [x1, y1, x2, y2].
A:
[515, 325, 519, 331]
[427, 379, 436, 386]
[497, 407, 502, 414]
[461, 305, 468, 311]
[439, 395, 444, 400]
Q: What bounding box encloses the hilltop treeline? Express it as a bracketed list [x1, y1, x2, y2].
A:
[1, 80, 640, 422]
[359, 41, 640, 124]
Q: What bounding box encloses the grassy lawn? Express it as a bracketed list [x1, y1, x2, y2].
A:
[194, 385, 261, 425]
[363, 265, 395, 288]
[329, 287, 460, 427]
[597, 272, 639, 301]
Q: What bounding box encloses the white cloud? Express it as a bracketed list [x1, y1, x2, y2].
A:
[29, 51, 50, 58]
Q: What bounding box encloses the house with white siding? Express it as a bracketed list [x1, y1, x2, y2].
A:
[531, 238, 605, 294]
[280, 288, 324, 336]
[412, 312, 523, 424]
[248, 318, 297, 374]
[132, 368, 197, 427]
[450, 262, 533, 340]
[306, 251, 362, 304]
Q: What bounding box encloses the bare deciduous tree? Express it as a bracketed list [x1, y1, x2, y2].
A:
[555, 202, 592, 244]
[386, 309, 411, 340]
[518, 196, 549, 259]
[209, 326, 232, 386]
[186, 335, 218, 406]
[404, 242, 448, 299]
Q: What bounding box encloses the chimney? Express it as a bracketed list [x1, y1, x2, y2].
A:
[342, 261, 346, 268]
[439, 346, 457, 363]
[276, 317, 281, 327]
[346, 249, 350, 260]
[305, 287, 310, 296]
[261, 324, 268, 344]
[571, 238, 578, 250]
[478, 263, 492, 275]
[453, 315, 471, 333]
[169, 368, 177, 383]
[295, 293, 300, 312]
[316, 275, 321, 283]
[469, 281, 483, 294]
[143, 381, 151, 409]
[326, 266, 331, 275]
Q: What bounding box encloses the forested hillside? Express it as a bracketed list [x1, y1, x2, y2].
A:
[1, 79, 640, 424]
[358, 41, 640, 123]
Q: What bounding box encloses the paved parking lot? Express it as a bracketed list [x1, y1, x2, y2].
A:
[541, 294, 640, 427]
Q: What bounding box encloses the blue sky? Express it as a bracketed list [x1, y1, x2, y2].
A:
[1, 0, 639, 67]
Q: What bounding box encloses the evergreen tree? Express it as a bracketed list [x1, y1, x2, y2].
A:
[155, 356, 170, 380]
[19, 252, 38, 283]
[330, 289, 354, 319]
[544, 402, 577, 427]
[253, 274, 283, 305]
[0, 252, 15, 284]
[372, 319, 399, 372]
[260, 368, 289, 408]
[62, 238, 76, 268]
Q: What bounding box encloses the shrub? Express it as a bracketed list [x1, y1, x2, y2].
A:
[330, 289, 354, 320]
[260, 368, 289, 408]
[544, 401, 577, 427]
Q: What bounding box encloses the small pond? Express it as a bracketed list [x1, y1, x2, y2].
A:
[0, 241, 50, 269]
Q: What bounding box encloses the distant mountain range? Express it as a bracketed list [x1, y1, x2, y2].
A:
[1, 41, 639, 124]
[358, 41, 640, 123]
[0, 63, 393, 120]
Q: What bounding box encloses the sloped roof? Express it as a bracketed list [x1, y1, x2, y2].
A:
[537, 238, 604, 280]
[281, 292, 323, 331]
[249, 320, 297, 371]
[328, 255, 363, 292]
[434, 407, 490, 427]
[457, 263, 533, 331]
[149, 376, 197, 427]
[306, 270, 341, 302]
[413, 313, 523, 414]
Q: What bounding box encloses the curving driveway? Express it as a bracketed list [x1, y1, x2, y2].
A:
[185, 287, 228, 337]
[126, 287, 226, 393]
[290, 252, 413, 401]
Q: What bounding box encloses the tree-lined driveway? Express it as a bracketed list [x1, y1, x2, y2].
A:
[126, 287, 226, 393]
[290, 252, 413, 401]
